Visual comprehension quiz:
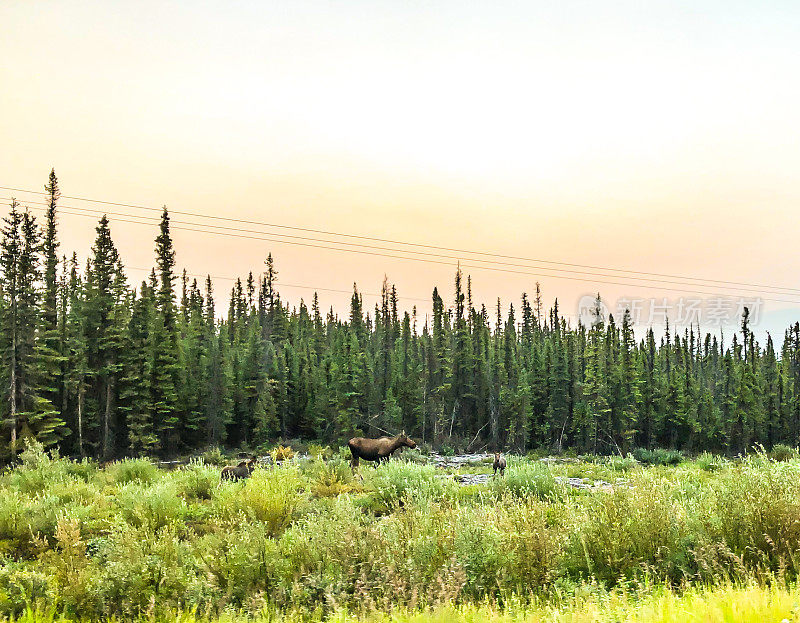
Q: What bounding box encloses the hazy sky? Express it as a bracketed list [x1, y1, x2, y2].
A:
[2, 1, 799, 338]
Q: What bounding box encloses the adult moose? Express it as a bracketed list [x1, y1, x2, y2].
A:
[348, 432, 417, 472]
[221, 458, 257, 481]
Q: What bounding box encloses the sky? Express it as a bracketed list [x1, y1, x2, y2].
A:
[1, 1, 799, 341]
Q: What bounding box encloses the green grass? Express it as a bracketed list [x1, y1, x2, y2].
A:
[6, 583, 800, 622]
[3, 443, 800, 620]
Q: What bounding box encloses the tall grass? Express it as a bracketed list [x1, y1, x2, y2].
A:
[488, 459, 564, 501]
[2, 445, 800, 620]
[6, 583, 800, 622]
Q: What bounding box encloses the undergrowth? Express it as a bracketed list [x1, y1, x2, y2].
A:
[1, 443, 800, 620]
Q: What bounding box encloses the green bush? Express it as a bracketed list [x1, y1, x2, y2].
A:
[5, 441, 70, 495]
[90, 521, 199, 618]
[0, 559, 54, 617]
[308, 456, 354, 497]
[115, 481, 186, 529]
[769, 444, 798, 462]
[709, 459, 800, 574]
[197, 446, 227, 466]
[438, 444, 456, 457]
[214, 466, 305, 536]
[489, 460, 563, 501]
[695, 452, 725, 472]
[103, 458, 160, 486]
[173, 462, 219, 501]
[633, 447, 684, 466]
[604, 454, 638, 472]
[307, 443, 333, 460]
[8, 447, 800, 618]
[365, 461, 450, 509]
[568, 477, 689, 583]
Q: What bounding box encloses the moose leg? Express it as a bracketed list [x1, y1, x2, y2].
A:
[350, 454, 360, 474]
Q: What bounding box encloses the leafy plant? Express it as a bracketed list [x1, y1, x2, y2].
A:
[769, 443, 798, 462]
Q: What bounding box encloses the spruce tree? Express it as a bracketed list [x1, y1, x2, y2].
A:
[151, 208, 182, 455]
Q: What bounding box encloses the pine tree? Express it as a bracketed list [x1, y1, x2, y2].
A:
[63, 254, 89, 457]
[121, 280, 157, 455]
[0, 205, 63, 454]
[41, 170, 65, 422]
[83, 215, 127, 458]
[151, 208, 182, 455]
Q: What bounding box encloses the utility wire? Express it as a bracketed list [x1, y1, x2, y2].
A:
[122, 265, 432, 304]
[12, 195, 793, 296]
[4, 184, 800, 295]
[15, 200, 800, 305]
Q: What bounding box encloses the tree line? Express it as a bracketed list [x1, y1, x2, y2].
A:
[2, 171, 800, 460]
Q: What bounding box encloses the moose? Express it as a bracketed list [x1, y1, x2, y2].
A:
[493, 451, 506, 477]
[220, 457, 257, 481]
[348, 432, 417, 472]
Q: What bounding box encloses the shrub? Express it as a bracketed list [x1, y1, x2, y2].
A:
[696, 452, 725, 472]
[214, 467, 305, 536]
[0, 559, 54, 617]
[633, 447, 684, 466]
[769, 444, 798, 462]
[197, 446, 227, 466]
[439, 444, 456, 457]
[709, 459, 800, 574]
[271, 445, 295, 462]
[397, 448, 427, 464]
[337, 445, 352, 461]
[195, 522, 276, 611]
[90, 521, 198, 618]
[307, 443, 332, 460]
[115, 481, 186, 529]
[489, 460, 563, 501]
[493, 500, 563, 590]
[366, 461, 450, 509]
[60, 458, 96, 482]
[604, 454, 638, 472]
[569, 477, 689, 583]
[309, 457, 354, 497]
[5, 441, 70, 495]
[173, 462, 219, 501]
[104, 458, 159, 485]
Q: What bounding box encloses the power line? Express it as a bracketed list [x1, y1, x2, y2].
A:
[12, 195, 792, 296]
[17, 200, 800, 305]
[123, 265, 432, 304]
[15, 200, 800, 306]
[4, 184, 800, 296]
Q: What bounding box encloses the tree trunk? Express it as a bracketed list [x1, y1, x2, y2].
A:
[103, 376, 113, 460]
[77, 383, 85, 459]
[9, 316, 17, 455]
[490, 393, 499, 449]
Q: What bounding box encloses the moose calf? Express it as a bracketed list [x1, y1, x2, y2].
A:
[221, 458, 257, 481]
[493, 452, 506, 477]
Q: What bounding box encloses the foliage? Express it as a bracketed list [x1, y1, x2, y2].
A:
[270, 445, 294, 462]
[3, 175, 800, 463]
[365, 461, 451, 509]
[695, 451, 725, 472]
[632, 448, 684, 466]
[1, 452, 800, 618]
[769, 443, 798, 462]
[489, 460, 563, 501]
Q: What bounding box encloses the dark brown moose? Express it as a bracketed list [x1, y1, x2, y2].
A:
[221, 458, 257, 481]
[348, 432, 417, 471]
[493, 452, 506, 477]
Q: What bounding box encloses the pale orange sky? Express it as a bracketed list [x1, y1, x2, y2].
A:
[2, 1, 799, 338]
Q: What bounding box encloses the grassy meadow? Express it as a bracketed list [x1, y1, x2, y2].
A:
[2, 443, 800, 622]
